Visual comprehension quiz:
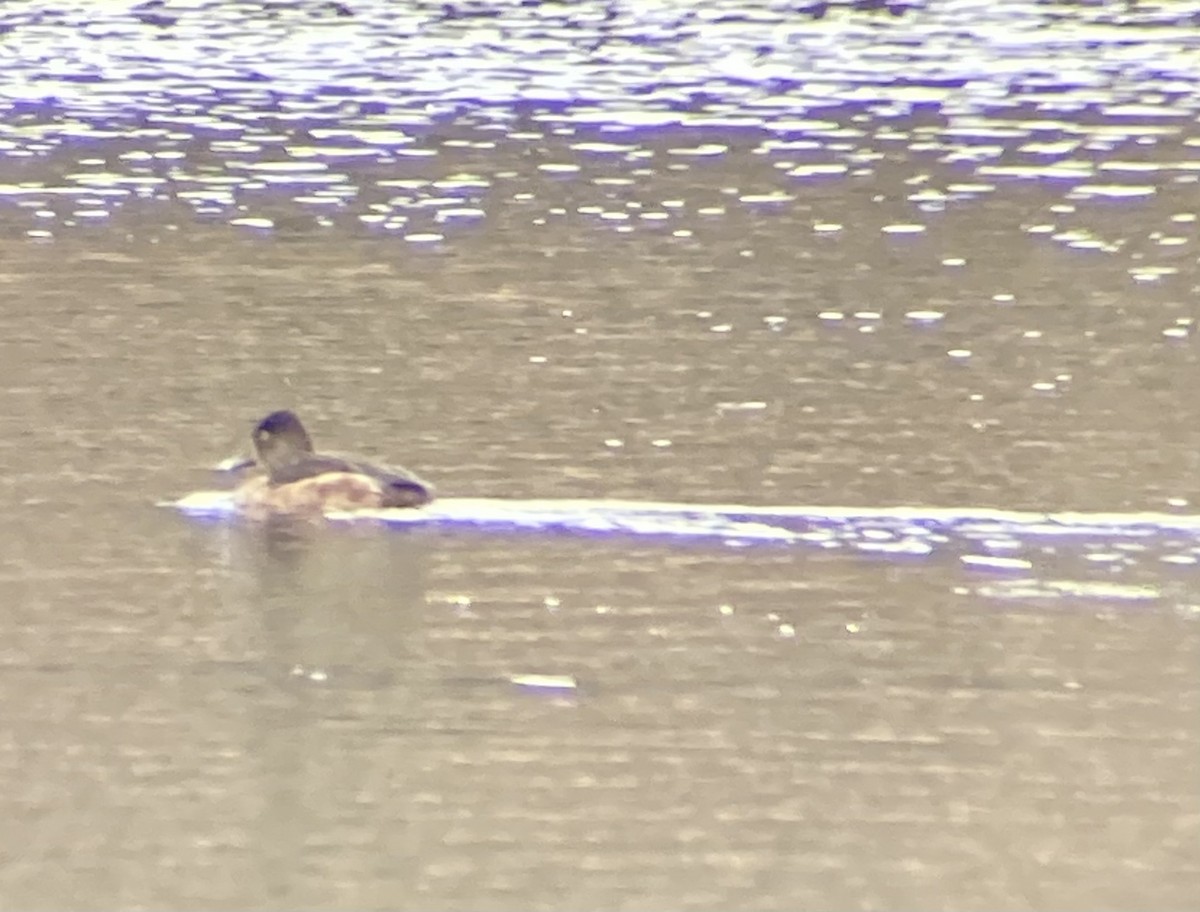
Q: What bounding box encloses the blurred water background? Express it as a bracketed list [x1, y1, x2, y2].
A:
[0, 1, 1197, 908]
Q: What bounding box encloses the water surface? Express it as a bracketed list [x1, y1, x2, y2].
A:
[0, 1, 1197, 909]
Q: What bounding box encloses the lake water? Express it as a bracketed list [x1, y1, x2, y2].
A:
[0, 1, 1197, 909]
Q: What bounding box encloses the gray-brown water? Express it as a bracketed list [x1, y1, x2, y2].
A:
[0, 1, 1198, 909]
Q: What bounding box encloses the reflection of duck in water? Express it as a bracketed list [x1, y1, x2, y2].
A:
[233, 410, 434, 514]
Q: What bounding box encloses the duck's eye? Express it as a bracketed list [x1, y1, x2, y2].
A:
[256, 429, 271, 442]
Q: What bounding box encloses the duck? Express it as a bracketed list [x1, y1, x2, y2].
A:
[231, 410, 434, 515]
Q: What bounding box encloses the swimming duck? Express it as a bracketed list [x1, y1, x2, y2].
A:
[232, 410, 434, 514]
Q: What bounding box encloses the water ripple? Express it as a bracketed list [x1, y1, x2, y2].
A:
[2, 1, 1200, 243]
[171, 491, 1200, 588]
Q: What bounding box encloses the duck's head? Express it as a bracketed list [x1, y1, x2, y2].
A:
[251, 410, 315, 478]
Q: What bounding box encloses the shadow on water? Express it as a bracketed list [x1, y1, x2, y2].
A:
[202, 521, 430, 908]
[199, 518, 431, 677]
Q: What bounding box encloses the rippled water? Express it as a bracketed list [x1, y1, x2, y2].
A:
[5, 0, 1200, 256]
[0, 1, 1198, 909]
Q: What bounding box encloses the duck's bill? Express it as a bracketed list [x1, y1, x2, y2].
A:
[215, 455, 257, 472]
